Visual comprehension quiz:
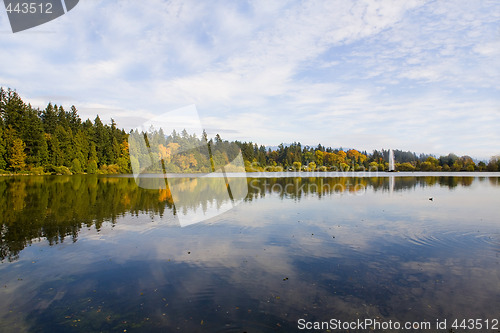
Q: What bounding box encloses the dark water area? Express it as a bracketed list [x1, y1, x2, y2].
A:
[0, 175, 499, 332]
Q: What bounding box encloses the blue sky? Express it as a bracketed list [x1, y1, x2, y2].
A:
[0, 0, 499, 159]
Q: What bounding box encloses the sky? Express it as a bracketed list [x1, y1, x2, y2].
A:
[0, 0, 499, 159]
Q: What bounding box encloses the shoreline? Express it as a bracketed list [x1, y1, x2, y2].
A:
[3, 171, 500, 178]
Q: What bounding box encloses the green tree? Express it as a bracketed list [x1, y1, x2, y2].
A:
[0, 127, 6, 170]
[477, 161, 487, 171]
[9, 138, 27, 171]
[420, 161, 434, 171]
[1, 89, 26, 134]
[369, 161, 379, 171]
[69, 105, 82, 133]
[41, 103, 58, 134]
[21, 105, 45, 166]
[315, 150, 324, 166]
[47, 134, 63, 166]
[73, 129, 89, 168]
[54, 125, 73, 166]
[93, 115, 108, 165]
[397, 162, 416, 171]
[88, 142, 98, 165]
[39, 135, 49, 167]
[3, 126, 17, 164]
[71, 158, 82, 173]
[304, 151, 313, 164]
[87, 159, 98, 174]
[487, 157, 499, 171]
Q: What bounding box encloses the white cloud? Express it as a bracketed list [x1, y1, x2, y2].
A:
[0, 0, 499, 158]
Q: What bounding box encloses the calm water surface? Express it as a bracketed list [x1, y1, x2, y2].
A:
[0, 175, 499, 332]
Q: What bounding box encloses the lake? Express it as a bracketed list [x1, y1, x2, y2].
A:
[0, 174, 499, 332]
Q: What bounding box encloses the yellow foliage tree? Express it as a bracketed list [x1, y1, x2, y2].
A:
[315, 150, 324, 165]
[9, 138, 27, 171]
[337, 150, 347, 163]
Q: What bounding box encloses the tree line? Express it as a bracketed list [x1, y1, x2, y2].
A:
[0, 88, 130, 175]
[1, 87, 499, 174]
[238, 142, 500, 172]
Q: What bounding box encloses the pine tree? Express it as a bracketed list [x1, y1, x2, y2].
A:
[87, 142, 98, 173]
[73, 129, 88, 168]
[54, 125, 73, 166]
[2, 89, 26, 134]
[93, 115, 107, 165]
[89, 142, 98, 163]
[0, 87, 6, 118]
[41, 103, 58, 134]
[48, 134, 63, 166]
[69, 106, 81, 133]
[0, 125, 7, 170]
[57, 105, 70, 129]
[39, 134, 49, 166]
[21, 105, 45, 166]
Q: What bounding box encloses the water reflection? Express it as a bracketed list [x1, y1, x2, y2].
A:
[0, 176, 173, 262]
[0, 175, 497, 262]
[0, 175, 499, 332]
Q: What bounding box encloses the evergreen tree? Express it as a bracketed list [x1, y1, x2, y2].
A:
[48, 134, 63, 166]
[93, 115, 108, 165]
[69, 105, 82, 133]
[57, 105, 70, 129]
[41, 103, 58, 134]
[73, 129, 88, 169]
[39, 134, 49, 166]
[0, 125, 7, 170]
[2, 89, 26, 134]
[88, 142, 98, 172]
[21, 105, 45, 166]
[54, 125, 73, 166]
[0, 87, 6, 116]
[0, 86, 495, 175]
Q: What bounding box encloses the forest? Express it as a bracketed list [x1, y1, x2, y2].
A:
[1, 87, 499, 175]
